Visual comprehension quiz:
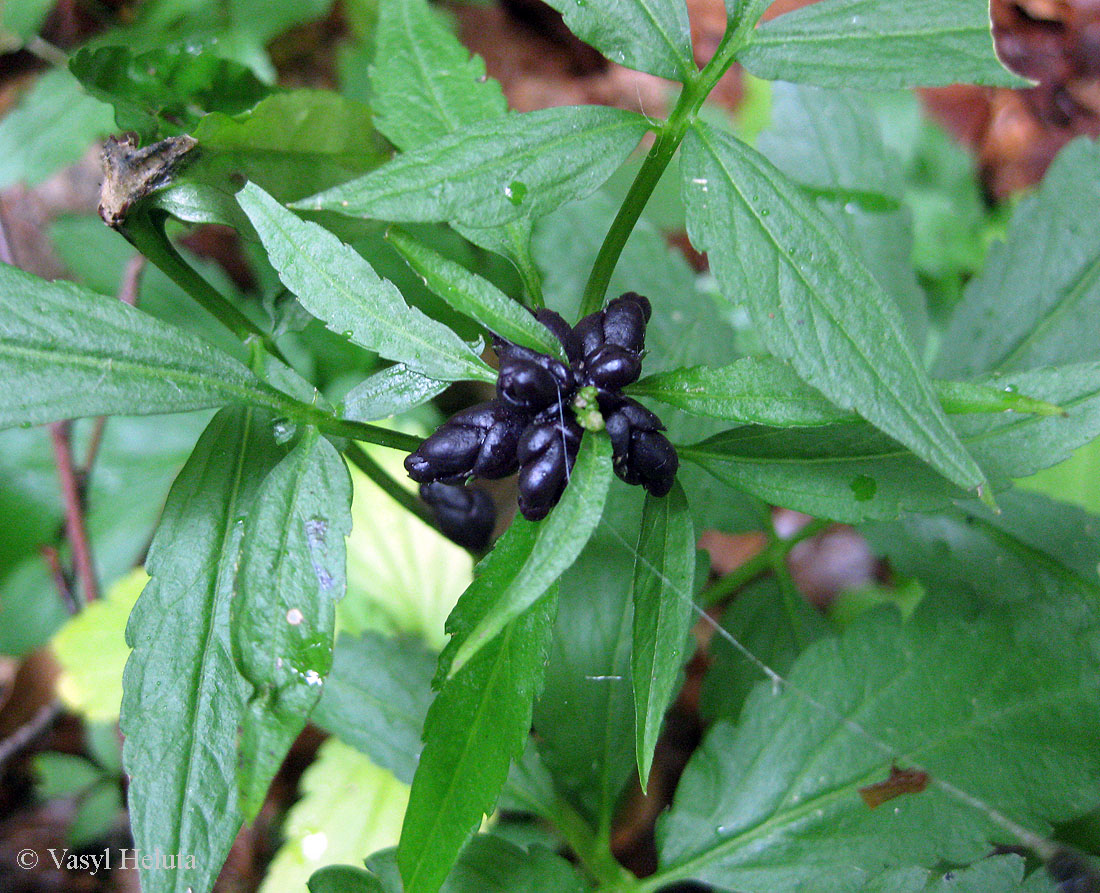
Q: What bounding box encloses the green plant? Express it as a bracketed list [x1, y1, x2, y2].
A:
[1, 0, 1099, 892]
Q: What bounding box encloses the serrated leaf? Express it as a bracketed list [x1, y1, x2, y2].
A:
[0, 68, 114, 190]
[386, 228, 567, 361]
[656, 611, 1100, 892]
[237, 183, 493, 383]
[681, 122, 988, 497]
[367, 836, 588, 893]
[232, 431, 352, 819]
[446, 433, 614, 675]
[342, 364, 449, 422]
[312, 631, 436, 784]
[296, 106, 650, 229]
[738, 0, 1028, 89]
[936, 137, 1100, 378]
[261, 739, 409, 893]
[369, 0, 506, 152]
[539, 0, 694, 80]
[121, 406, 286, 893]
[32, 753, 106, 800]
[631, 483, 696, 789]
[631, 358, 1065, 427]
[69, 44, 270, 142]
[0, 262, 280, 429]
[398, 592, 557, 893]
[681, 362, 1100, 523]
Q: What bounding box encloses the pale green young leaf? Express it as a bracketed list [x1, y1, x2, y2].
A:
[1, 0, 54, 43]
[681, 362, 1100, 523]
[0, 68, 114, 190]
[233, 431, 352, 819]
[681, 122, 988, 497]
[0, 262, 278, 429]
[630, 358, 1064, 427]
[369, 0, 506, 151]
[342, 364, 449, 422]
[936, 138, 1100, 378]
[631, 483, 696, 789]
[738, 0, 1029, 89]
[121, 407, 285, 893]
[539, 0, 694, 81]
[296, 107, 650, 229]
[446, 434, 614, 676]
[236, 183, 494, 383]
[386, 228, 567, 361]
[398, 592, 558, 893]
[312, 632, 436, 784]
[657, 611, 1100, 891]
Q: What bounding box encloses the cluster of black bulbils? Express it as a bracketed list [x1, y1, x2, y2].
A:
[405, 293, 679, 525]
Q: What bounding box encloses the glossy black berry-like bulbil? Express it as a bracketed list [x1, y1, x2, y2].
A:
[516, 410, 583, 522]
[419, 482, 496, 552]
[602, 396, 678, 497]
[574, 292, 651, 391]
[404, 400, 527, 484]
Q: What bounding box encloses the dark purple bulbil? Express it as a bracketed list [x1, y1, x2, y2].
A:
[404, 293, 676, 523]
[419, 481, 496, 551]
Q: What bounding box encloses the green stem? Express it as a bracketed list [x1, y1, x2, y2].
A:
[345, 443, 437, 528]
[700, 517, 831, 608]
[506, 222, 545, 310]
[577, 23, 751, 319]
[549, 797, 638, 891]
[285, 399, 422, 452]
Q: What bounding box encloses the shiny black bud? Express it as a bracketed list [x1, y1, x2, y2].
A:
[516, 411, 583, 521]
[535, 308, 583, 365]
[497, 354, 564, 412]
[602, 397, 677, 497]
[602, 294, 649, 354]
[419, 482, 495, 552]
[404, 401, 526, 483]
[585, 344, 642, 390]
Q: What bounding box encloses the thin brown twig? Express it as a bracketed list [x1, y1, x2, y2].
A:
[50, 422, 99, 603]
[83, 256, 145, 474]
[40, 545, 80, 615]
[0, 702, 62, 771]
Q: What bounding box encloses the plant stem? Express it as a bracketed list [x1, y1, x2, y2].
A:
[50, 421, 98, 604]
[274, 395, 423, 452]
[345, 443, 437, 529]
[577, 23, 752, 318]
[549, 797, 638, 891]
[506, 222, 545, 309]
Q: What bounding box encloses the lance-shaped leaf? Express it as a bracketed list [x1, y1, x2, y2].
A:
[0, 262, 279, 429]
[680, 362, 1100, 523]
[738, 0, 1028, 89]
[342, 364, 449, 423]
[295, 107, 650, 229]
[232, 430, 352, 819]
[936, 137, 1100, 378]
[398, 587, 558, 893]
[630, 358, 1064, 427]
[237, 183, 494, 383]
[681, 122, 988, 498]
[386, 228, 566, 361]
[631, 483, 696, 788]
[655, 611, 1100, 892]
[539, 0, 694, 81]
[121, 407, 285, 893]
[446, 433, 614, 676]
[370, 0, 506, 152]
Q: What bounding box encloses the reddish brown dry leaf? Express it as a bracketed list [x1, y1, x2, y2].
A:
[859, 765, 931, 809]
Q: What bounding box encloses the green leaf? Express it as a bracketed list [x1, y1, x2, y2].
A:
[1, 0, 54, 43]
[398, 592, 558, 893]
[533, 485, 642, 827]
[121, 406, 285, 893]
[69, 45, 270, 142]
[261, 739, 408, 893]
[631, 358, 1065, 426]
[296, 106, 650, 229]
[631, 483, 696, 788]
[232, 431, 352, 819]
[309, 865, 382, 893]
[681, 362, 1100, 522]
[369, 0, 506, 152]
[0, 263, 278, 429]
[33, 753, 106, 800]
[446, 433, 614, 676]
[539, 0, 694, 81]
[312, 631, 436, 785]
[936, 137, 1100, 378]
[681, 122, 988, 497]
[738, 0, 1029, 89]
[342, 364, 449, 422]
[656, 611, 1100, 892]
[237, 183, 494, 383]
[386, 228, 567, 361]
[700, 578, 829, 722]
[367, 836, 588, 893]
[0, 68, 114, 190]
[68, 781, 124, 847]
